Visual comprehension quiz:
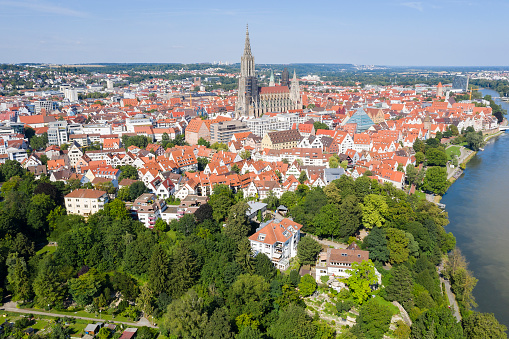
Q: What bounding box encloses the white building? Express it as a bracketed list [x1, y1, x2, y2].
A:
[248, 218, 302, 270]
[315, 244, 381, 285]
[64, 189, 108, 217]
[47, 121, 69, 146]
[247, 113, 305, 137]
[131, 193, 167, 228]
[82, 124, 112, 135]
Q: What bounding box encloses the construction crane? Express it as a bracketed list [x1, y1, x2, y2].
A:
[469, 87, 480, 100]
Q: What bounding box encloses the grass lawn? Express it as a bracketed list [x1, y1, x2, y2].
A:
[413, 191, 426, 201]
[445, 146, 461, 161]
[36, 245, 57, 256]
[372, 296, 400, 315]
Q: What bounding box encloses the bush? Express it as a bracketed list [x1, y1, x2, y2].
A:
[298, 274, 317, 297]
[336, 300, 354, 314]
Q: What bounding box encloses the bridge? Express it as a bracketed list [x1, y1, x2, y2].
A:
[500, 126, 509, 131]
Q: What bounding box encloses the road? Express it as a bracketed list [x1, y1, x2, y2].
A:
[0, 301, 157, 328]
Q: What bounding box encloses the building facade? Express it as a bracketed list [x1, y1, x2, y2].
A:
[65, 189, 108, 217]
[210, 120, 250, 144]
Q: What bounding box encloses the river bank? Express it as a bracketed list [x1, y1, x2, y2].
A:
[440, 87, 509, 327]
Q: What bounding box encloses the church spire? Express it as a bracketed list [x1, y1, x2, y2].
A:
[269, 69, 275, 87]
[244, 24, 252, 56]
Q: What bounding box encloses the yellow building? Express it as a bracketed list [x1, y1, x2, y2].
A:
[261, 129, 302, 150]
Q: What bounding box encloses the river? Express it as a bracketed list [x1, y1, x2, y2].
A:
[441, 88, 509, 326]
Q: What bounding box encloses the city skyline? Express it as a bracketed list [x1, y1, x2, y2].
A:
[1, 0, 508, 66]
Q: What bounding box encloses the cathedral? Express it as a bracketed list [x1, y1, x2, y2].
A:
[236, 26, 301, 118]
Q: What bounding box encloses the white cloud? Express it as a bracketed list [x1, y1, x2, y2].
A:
[0, 0, 87, 17]
[401, 2, 424, 11]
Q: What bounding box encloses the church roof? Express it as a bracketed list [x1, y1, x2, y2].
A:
[260, 86, 290, 94]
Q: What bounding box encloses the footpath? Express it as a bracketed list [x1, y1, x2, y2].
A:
[0, 301, 157, 328]
[437, 265, 462, 322]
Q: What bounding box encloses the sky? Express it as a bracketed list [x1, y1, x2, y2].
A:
[1, 0, 508, 66]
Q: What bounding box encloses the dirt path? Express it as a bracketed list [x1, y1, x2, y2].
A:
[0, 301, 157, 328]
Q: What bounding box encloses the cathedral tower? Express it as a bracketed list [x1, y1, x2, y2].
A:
[290, 70, 301, 109]
[236, 25, 259, 118]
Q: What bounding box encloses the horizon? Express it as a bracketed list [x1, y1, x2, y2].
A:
[1, 0, 508, 66]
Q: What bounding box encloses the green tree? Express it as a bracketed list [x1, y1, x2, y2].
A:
[426, 148, 447, 167]
[129, 181, 148, 200]
[253, 253, 276, 281]
[119, 165, 139, 180]
[268, 303, 318, 339]
[351, 298, 393, 339]
[68, 269, 101, 306]
[415, 151, 425, 164]
[297, 236, 322, 265]
[298, 170, 308, 184]
[117, 186, 131, 201]
[386, 228, 410, 264]
[0, 160, 25, 181]
[463, 312, 507, 339]
[422, 166, 450, 195]
[209, 184, 234, 222]
[235, 238, 255, 274]
[6, 255, 31, 302]
[385, 265, 414, 310]
[224, 201, 250, 241]
[361, 194, 388, 229]
[329, 155, 339, 168]
[168, 244, 199, 298]
[136, 285, 155, 317]
[227, 274, 270, 321]
[239, 150, 251, 160]
[148, 245, 170, 294]
[465, 131, 484, 151]
[298, 274, 317, 297]
[97, 327, 111, 339]
[160, 289, 208, 338]
[345, 260, 377, 304]
[197, 137, 210, 148]
[33, 266, 66, 308]
[313, 121, 328, 130]
[203, 307, 235, 339]
[103, 199, 130, 220]
[411, 306, 464, 339]
[27, 193, 56, 234]
[413, 139, 426, 153]
[280, 191, 299, 209]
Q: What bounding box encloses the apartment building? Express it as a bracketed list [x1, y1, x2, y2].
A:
[210, 120, 250, 144]
[248, 218, 302, 270]
[246, 113, 305, 137]
[64, 189, 108, 217]
[47, 121, 68, 146]
[131, 193, 167, 228]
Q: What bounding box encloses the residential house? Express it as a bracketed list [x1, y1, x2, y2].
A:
[248, 218, 302, 270]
